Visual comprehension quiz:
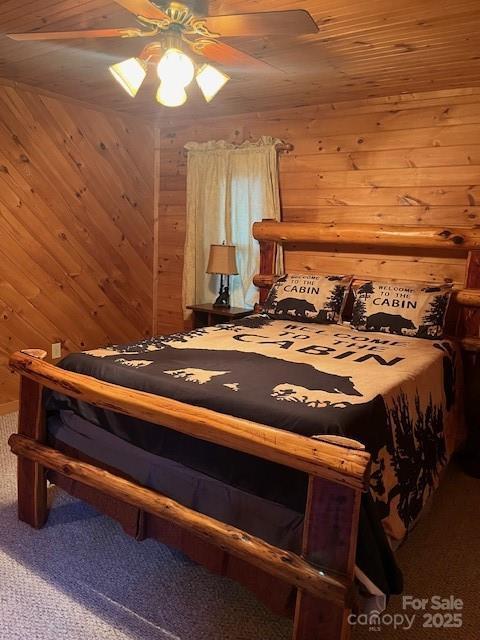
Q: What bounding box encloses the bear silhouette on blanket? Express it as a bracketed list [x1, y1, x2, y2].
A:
[274, 297, 317, 317]
[366, 312, 416, 335]
[61, 341, 391, 457]
[161, 346, 371, 437]
[71, 345, 370, 438]
[152, 345, 361, 398]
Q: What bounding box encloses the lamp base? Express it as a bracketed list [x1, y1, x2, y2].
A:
[213, 289, 230, 308]
[213, 275, 231, 308]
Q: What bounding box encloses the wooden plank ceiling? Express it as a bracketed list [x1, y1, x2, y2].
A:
[0, 0, 480, 119]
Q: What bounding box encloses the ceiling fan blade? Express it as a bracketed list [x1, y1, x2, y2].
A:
[195, 40, 275, 72]
[205, 10, 319, 37]
[113, 0, 168, 20]
[7, 27, 148, 41]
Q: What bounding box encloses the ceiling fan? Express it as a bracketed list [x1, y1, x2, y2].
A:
[7, 1, 319, 108]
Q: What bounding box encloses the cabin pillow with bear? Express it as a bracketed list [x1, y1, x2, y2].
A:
[350, 280, 452, 339]
[264, 273, 352, 323]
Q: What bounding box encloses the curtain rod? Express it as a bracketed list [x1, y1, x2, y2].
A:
[182, 141, 294, 156]
[276, 143, 294, 153]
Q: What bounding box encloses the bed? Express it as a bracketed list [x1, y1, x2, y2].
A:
[8, 221, 480, 640]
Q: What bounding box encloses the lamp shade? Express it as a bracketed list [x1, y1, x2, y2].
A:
[206, 244, 238, 275]
[109, 58, 147, 97]
[196, 64, 230, 103]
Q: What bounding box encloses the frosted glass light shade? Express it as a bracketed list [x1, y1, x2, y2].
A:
[156, 82, 187, 108]
[196, 64, 230, 102]
[109, 58, 147, 97]
[157, 48, 195, 87]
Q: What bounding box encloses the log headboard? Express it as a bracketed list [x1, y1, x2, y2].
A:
[252, 220, 480, 350]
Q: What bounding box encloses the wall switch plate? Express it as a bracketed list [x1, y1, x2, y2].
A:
[52, 342, 62, 359]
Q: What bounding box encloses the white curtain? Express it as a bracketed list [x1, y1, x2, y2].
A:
[182, 137, 282, 317]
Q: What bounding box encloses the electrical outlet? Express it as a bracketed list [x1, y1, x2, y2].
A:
[52, 342, 62, 359]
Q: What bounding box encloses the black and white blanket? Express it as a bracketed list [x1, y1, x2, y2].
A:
[47, 315, 463, 598]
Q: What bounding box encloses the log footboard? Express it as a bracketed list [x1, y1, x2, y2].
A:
[9, 349, 371, 640]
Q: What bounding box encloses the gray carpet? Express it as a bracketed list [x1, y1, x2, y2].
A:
[0, 413, 478, 640]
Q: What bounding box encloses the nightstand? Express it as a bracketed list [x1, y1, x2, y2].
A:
[187, 304, 252, 329]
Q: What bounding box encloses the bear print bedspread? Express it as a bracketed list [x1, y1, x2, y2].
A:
[47, 315, 463, 595]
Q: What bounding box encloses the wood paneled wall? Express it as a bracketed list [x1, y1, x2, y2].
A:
[156, 87, 480, 333]
[0, 82, 154, 410]
[3, 83, 478, 407]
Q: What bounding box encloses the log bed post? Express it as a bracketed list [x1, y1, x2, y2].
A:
[15, 349, 48, 528]
[293, 473, 361, 640]
[257, 217, 278, 307]
[459, 250, 480, 477]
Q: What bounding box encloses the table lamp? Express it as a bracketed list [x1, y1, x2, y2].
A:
[206, 244, 238, 308]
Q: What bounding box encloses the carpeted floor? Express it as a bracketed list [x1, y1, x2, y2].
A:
[0, 412, 478, 640]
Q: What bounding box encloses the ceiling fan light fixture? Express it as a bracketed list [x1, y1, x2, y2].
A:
[196, 64, 230, 102]
[157, 48, 195, 87]
[156, 81, 188, 108]
[109, 57, 147, 98]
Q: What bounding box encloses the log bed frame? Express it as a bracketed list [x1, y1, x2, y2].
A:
[8, 221, 480, 640]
